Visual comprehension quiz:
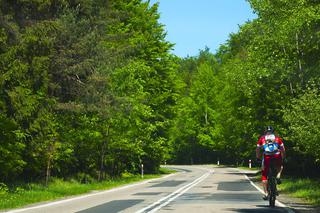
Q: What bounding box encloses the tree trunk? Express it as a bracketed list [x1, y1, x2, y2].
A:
[204, 105, 208, 125]
[283, 47, 295, 95]
[45, 157, 51, 187]
[98, 125, 110, 181]
[295, 32, 303, 86]
[45, 143, 55, 187]
[289, 82, 294, 95]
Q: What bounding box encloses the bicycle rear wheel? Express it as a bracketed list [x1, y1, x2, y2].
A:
[268, 158, 277, 207]
[269, 177, 276, 207]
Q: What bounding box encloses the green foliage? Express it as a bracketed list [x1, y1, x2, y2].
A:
[0, 183, 9, 195]
[170, 50, 223, 163]
[284, 86, 320, 162]
[279, 178, 320, 205]
[0, 115, 25, 180]
[0, 0, 177, 184]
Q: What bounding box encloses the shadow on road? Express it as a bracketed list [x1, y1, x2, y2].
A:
[225, 205, 288, 213]
[180, 192, 262, 202]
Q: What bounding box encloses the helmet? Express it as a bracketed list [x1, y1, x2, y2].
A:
[265, 126, 274, 133]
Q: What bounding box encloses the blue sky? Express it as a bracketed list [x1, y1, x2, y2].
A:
[148, 0, 257, 57]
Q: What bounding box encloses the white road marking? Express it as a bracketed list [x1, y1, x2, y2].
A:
[148, 173, 210, 213]
[6, 173, 177, 213]
[136, 170, 212, 213]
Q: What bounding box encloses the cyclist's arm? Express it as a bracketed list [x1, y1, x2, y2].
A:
[280, 145, 286, 159]
[256, 146, 262, 159]
[277, 137, 286, 159]
[256, 137, 263, 160]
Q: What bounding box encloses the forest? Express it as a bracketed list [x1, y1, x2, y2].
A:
[0, 0, 319, 186]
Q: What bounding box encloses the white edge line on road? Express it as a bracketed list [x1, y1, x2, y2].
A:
[6, 173, 177, 213]
[241, 170, 295, 213]
[135, 170, 212, 213]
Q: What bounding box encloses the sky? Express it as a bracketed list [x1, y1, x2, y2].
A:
[148, 0, 257, 57]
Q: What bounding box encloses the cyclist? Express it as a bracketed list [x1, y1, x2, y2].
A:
[256, 126, 286, 200]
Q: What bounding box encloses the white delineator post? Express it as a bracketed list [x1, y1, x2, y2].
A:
[141, 164, 144, 178]
[249, 159, 252, 168]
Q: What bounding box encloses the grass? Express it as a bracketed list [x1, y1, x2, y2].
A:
[278, 178, 320, 206]
[0, 168, 175, 210]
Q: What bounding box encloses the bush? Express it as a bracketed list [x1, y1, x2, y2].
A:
[0, 183, 8, 195]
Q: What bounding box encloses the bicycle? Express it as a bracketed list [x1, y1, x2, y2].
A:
[267, 157, 278, 207]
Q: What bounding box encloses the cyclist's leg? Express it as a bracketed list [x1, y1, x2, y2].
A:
[262, 180, 268, 200]
[274, 154, 283, 180]
[277, 165, 283, 179]
[275, 155, 283, 184]
[262, 180, 267, 194]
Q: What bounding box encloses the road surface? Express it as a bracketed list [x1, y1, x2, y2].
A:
[7, 165, 293, 213]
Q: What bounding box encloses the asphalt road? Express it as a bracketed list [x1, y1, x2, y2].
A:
[7, 165, 294, 213]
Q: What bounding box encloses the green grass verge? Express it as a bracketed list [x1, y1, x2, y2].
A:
[0, 168, 175, 210]
[159, 167, 177, 174]
[278, 178, 320, 206]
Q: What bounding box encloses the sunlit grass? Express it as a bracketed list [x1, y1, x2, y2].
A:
[278, 178, 320, 205]
[0, 168, 174, 210]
